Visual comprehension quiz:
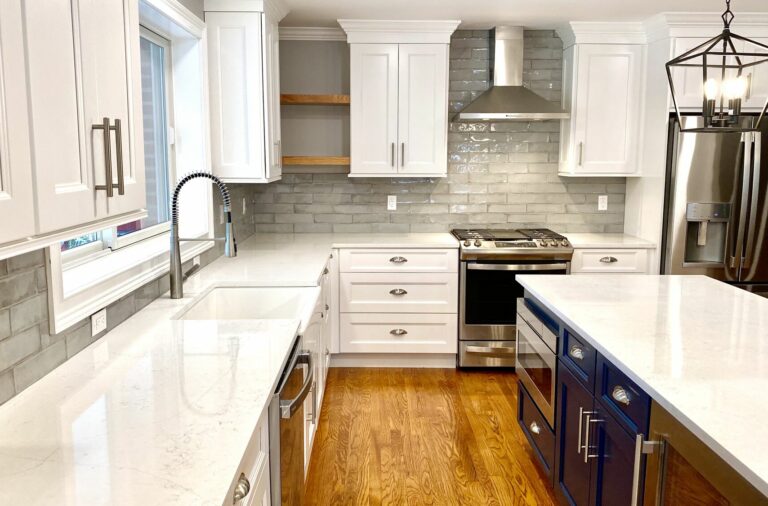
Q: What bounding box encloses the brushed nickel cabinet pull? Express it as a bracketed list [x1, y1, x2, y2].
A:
[600, 256, 619, 263]
[401, 142, 405, 166]
[569, 345, 585, 361]
[232, 473, 250, 503]
[578, 141, 584, 166]
[390, 328, 407, 336]
[110, 118, 125, 195]
[389, 288, 408, 296]
[529, 421, 541, 435]
[93, 117, 114, 197]
[612, 385, 631, 406]
[389, 256, 408, 264]
[391, 142, 395, 167]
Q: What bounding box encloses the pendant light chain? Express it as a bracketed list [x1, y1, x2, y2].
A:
[722, 0, 735, 30]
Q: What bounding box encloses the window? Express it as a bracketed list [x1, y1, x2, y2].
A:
[61, 27, 175, 263]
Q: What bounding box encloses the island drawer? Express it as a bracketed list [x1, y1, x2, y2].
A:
[560, 328, 596, 391]
[340, 272, 458, 313]
[518, 381, 555, 478]
[339, 313, 457, 353]
[596, 354, 650, 435]
[339, 248, 458, 273]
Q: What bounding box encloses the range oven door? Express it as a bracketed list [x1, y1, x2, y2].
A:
[516, 317, 557, 427]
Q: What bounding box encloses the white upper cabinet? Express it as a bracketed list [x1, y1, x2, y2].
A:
[341, 20, 459, 178]
[15, 0, 144, 236]
[558, 38, 645, 177]
[398, 44, 449, 175]
[0, 0, 35, 244]
[350, 44, 399, 175]
[206, 1, 287, 184]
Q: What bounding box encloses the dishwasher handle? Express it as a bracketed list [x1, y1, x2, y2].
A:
[279, 351, 314, 419]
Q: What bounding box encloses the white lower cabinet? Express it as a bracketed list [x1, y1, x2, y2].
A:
[228, 411, 270, 505]
[571, 248, 651, 274]
[338, 248, 458, 354]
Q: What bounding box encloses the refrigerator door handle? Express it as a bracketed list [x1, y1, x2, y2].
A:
[743, 133, 761, 271]
[731, 133, 752, 272]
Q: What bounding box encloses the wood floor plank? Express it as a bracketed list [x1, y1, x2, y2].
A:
[305, 368, 557, 506]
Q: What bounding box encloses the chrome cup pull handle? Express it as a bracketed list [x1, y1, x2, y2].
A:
[389, 256, 408, 264]
[569, 345, 585, 361]
[600, 256, 619, 263]
[390, 328, 408, 336]
[389, 288, 408, 296]
[529, 421, 541, 435]
[612, 385, 631, 406]
[232, 473, 251, 503]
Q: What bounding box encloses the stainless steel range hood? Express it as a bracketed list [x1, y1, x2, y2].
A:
[454, 27, 569, 121]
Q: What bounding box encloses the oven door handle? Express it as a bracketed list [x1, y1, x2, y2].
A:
[467, 263, 569, 272]
[465, 345, 516, 356]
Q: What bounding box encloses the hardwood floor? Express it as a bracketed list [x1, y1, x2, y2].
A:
[305, 368, 557, 506]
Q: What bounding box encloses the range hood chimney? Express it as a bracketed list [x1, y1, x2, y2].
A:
[454, 27, 569, 121]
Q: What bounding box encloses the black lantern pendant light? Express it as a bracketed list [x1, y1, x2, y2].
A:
[666, 0, 768, 132]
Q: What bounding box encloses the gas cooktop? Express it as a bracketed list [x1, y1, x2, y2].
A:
[451, 228, 573, 260]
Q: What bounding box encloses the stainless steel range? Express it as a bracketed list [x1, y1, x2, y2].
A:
[451, 228, 573, 368]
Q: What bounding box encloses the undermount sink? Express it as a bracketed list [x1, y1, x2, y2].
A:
[176, 286, 320, 330]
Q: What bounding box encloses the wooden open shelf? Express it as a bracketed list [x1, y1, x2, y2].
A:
[280, 94, 350, 105]
[282, 156, 350, 166]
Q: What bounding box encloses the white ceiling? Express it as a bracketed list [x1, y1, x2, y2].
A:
[280, 0, 768, 28]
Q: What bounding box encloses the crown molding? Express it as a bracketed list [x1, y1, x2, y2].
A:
[204, 0, 288, 19]
[557, 21, 647, 47]
[645, 12, 768, 42]
[338, 19, 461, 44]
[279, 26, 346, 41]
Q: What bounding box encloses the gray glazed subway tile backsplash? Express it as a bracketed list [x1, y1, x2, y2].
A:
[247, 30, 626, 233]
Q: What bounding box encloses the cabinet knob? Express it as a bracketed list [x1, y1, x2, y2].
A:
[390, 328, 408, 336]
[389, 256, 408, 264]
[569, 345, 585, 361]
[325, 304, 330, 311]
[325, 348, 330, 356]
[612, 385, 631, 406]
[323, 267, 329, 274]
[600, 256, 619, 263]
[529, 421, 541, 435]
[389, 288, 408, 296]
[232, 473, 250, 503]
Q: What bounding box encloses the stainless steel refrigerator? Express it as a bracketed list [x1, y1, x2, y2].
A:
[662, 115, 768, 297]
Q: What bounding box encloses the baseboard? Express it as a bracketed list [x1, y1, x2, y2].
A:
[329, 353, 457, 368]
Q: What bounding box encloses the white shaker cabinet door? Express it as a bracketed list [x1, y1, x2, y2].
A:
[207, 12, 268, 182]
[669, 38, 711, 110]
[0, 0, 35, 243]
[350, 44, 399, 175]
[78, 0, 145, 217]
[571, 44, 643, 175]
[397, 44, 448, 176]
[23, 0, 96, 233]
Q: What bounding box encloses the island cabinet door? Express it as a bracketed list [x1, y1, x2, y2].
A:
[642, 401, 768, 506]
[555, 362, 595, 506]
[589, 409, 639, 506]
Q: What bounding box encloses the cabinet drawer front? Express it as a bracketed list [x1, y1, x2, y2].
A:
[226, 413, 269, 505]
[596, 354, 650, 435]
[560, 329, 596, 391]
[572, 249, 649, 273]
[340, 272, 457, 313]
[518, 381, 555, 478]
[340, 313, 457, 353]
[339, 249, 458, 273]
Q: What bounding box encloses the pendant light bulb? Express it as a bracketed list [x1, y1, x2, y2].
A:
[704, 78, 720, 99]
[723, 75, 749, 99]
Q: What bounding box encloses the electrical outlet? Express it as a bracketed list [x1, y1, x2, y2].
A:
[242, 197, 247, 215]
[387, 195, 397, 211]
[598, 195, 608, 211]
[91, 308, 107, 336]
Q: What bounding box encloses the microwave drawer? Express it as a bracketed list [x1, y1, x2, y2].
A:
[340, 272, 458, 313]
[339, 313, 457, 353]
[571, 249, 649, 274]
[339, 249, 458, 273]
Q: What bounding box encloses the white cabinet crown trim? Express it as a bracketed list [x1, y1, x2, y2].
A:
[339, 19, 461, 44]
[557, 21, 647, 47]
[279, 27, 346, 41]
[204, 0, 288, 18]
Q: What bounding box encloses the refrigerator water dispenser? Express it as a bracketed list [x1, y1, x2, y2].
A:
[684, 203, 731, 265]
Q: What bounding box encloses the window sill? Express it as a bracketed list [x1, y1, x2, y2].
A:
[49, 233, 214, 334]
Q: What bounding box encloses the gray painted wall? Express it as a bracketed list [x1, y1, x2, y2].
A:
[177, 0, 204, 20]
[246, 30, 626, 233]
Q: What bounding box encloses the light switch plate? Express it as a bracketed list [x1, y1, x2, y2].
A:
[91, 308, 107, 336]
[598, 195, 608, 211]
[387, 195, 397, 211]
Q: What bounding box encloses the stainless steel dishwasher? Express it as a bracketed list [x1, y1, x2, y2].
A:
[269, 340, 313, 505]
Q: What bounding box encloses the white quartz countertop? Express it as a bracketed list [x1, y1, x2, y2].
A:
[0, 232, 458, 505]
[517, 274, 768, 496]
[565, 233, 656, 249]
